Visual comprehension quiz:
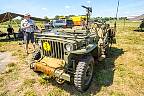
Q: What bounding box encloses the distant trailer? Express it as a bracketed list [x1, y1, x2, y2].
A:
[52, 19, 74, 28]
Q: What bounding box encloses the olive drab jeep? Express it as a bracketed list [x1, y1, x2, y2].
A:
[30, 6, 116, 92]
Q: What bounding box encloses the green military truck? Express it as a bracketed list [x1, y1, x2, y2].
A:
[30, 6, 116, 92]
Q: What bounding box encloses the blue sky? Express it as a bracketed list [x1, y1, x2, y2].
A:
[0, 0, 144, 18]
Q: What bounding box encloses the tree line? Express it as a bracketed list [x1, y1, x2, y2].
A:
[1, 16, 128, 25]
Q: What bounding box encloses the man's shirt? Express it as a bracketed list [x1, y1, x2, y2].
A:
[21, 19, 35, 32]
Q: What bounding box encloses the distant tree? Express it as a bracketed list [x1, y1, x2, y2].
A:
[44, 16, 49, 20]
[54, 15, 66, 20]
[103, 17, 110, 21]
[54, 15, 60, 20]
[65, 16, 69, 19]
[109, 17, 115, 20]
[68, 15, 75, 17]
[119, 17, 128, 20]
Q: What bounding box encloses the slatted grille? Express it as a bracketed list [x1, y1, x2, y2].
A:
[41, 40, 64, 59]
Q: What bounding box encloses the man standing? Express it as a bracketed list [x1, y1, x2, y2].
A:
[21, 13, 35, 54]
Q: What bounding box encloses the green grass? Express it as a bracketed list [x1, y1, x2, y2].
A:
[109, 90, 125, 96]
[24, 90, 37, 96]
[5, 62, 17, 74]
[47, 88, 68, 96]
[23, 79, 36, 87]
[38, 77, 49, 85]
[0, 90, 9, 96]
[6, 62, 16, 67]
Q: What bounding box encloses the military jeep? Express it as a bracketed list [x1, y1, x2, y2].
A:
[30, 6, 116, 92]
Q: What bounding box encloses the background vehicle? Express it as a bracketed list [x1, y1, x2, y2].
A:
[52, 19, 74, 28]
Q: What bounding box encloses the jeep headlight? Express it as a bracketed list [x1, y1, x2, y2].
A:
[65, 43, 73, 52]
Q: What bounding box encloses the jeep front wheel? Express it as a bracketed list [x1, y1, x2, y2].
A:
[74, 56, 94, 92]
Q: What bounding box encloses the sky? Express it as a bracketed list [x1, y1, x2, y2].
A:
[0, 0, 144, 18]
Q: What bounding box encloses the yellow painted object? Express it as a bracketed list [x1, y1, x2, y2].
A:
[74, 21, 81, 26]
[71, 16, 86, 21]
[43, 42, 51, 51]
[70, 16, 86, 26]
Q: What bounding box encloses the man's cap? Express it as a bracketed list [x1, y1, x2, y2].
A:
[24, 13, 31, 17]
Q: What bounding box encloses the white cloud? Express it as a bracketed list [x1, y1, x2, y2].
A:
[86, 0, 91, 4]
[42, 8, 48, 10]
[65, 6, 70, 9]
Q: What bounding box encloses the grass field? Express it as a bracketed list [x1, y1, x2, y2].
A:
[0, 20, 144, 96]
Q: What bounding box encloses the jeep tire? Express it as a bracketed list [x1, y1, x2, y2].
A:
[74, 56, 94, 92]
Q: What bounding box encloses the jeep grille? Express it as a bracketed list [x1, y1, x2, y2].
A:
[41, 40, 64, 59]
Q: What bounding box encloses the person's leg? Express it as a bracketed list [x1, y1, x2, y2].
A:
[25, 32, 30, 54]
[30, 32, 35, 52]
[7, 33, 11, 39]
[23, 32, 27, 44]
[13, 33, 16, 40]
